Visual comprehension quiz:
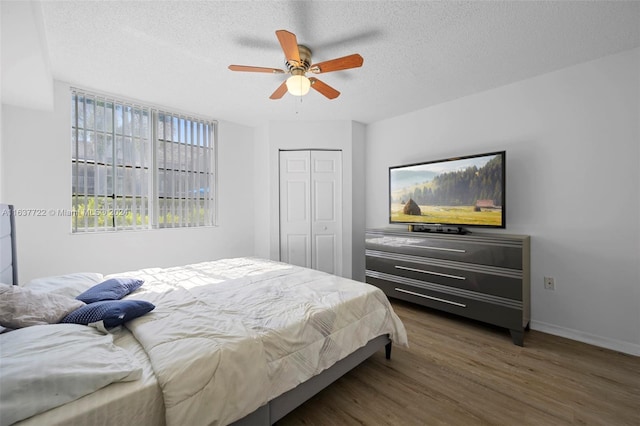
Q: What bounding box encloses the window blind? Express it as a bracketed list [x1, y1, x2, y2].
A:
[155, 111, 215, 228]
[71, 89, 216, 232]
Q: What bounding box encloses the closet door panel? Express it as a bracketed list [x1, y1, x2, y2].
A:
[279, 151, 311, 268]
[279, 150, 342, 275]
[311, 151, 342, 275]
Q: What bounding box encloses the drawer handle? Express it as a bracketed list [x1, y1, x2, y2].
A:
[394, 288, 467, 307]
[400, 244, 466, 253]
[395, 265, 466, 280]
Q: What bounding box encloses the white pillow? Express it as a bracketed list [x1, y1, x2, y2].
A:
[0, 323, 142, 425]
[0, 283, 85, 329]
[24, 272, 104, 299]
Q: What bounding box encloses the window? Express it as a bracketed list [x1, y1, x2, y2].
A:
[71, 89, 216, 232]
[155, 111, 215, 228]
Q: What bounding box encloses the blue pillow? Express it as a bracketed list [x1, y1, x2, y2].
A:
[76, 278, 144, 304]
[62, 300, 155, 328]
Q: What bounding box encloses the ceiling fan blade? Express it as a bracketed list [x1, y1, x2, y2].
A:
[275, 30, 301, 65]
[309, 77, 340, 99]
[310, 54, 363, 74]
[228, 65, 285, 74]
[269, 81, 288, 100]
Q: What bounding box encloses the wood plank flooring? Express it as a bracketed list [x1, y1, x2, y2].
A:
[278, 299, 640, 425]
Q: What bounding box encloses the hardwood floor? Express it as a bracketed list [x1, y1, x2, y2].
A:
[279, 299, 640, 425]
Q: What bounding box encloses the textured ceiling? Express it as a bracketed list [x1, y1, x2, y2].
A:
[35, 0, 640, 126]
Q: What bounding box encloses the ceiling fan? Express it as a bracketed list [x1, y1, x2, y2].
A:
[228, 30, 364, 100]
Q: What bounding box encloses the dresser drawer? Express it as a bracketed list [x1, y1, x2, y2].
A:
[366, 234, 523, 269]
[366, 250, 522, 300]
[366, 272, 523, 331]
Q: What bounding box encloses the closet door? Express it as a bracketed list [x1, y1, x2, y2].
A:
[279, 150, 342, 275]
[279, 151, 312, 269]
[310, 150, 342, 275]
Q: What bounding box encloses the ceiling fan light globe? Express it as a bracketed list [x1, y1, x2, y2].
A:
[286, 75, 311, 96]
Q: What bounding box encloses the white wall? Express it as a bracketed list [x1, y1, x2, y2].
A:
[351, 122, 366, 282]
[252, 119, 363, 279]
[366, 48, 640, 355]
[0, 92, 3, 203]
[0, 1, 53, 111]
[253, 123, 271, 259]
[2, 81, 256, 282]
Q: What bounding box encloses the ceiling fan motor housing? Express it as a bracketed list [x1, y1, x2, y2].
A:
[286, 45, 312, 74]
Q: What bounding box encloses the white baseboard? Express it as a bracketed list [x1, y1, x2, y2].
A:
[530, 320, 640, 357]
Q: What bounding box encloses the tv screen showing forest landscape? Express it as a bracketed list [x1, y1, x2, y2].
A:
[389, 151, 505, 228]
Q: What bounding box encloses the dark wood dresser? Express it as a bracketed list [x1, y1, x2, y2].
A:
[365, 228, 530, 345]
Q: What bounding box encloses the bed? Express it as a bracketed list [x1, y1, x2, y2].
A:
[0, 204, 408, 426]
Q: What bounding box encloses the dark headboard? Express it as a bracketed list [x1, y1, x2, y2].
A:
[0, 204, 18, 285]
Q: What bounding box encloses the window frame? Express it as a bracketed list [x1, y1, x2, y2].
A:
[71, 88, 217, 233]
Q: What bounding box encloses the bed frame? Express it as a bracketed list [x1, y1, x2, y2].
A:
[0, 202, 392, 425]
[233, 334, 391, 425]
[1, 204, 18, 285]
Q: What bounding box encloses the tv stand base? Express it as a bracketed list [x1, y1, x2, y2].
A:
[408, 224, 469, 235]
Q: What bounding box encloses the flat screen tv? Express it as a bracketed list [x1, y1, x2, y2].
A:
[389, 151, 505, 231]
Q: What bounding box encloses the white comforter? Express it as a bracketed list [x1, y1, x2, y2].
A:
[117, 257, 408, 426]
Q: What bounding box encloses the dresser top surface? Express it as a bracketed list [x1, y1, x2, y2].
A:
[366, 228, 530, 244]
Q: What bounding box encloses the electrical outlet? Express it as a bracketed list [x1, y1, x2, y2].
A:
[544, 277, 555, 290]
